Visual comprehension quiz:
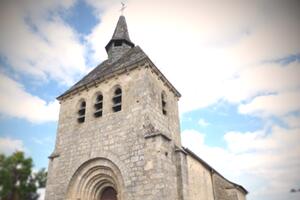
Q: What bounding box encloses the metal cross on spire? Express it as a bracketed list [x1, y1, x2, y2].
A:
[120, 2, 127, 15]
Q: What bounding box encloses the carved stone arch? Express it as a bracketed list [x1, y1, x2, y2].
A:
[111, 84, 123, 99]
[66, 157, 125, 200]
[76, 98, 86, 108]
[92, 91, 103, 101]
[111, 84, 122, 92]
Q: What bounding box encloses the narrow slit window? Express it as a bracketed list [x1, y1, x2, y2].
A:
[112, 88, 122, 112]
[78, 101, 86, 123]
[161, 92, 167, 116]
[94, 94, 103, 118]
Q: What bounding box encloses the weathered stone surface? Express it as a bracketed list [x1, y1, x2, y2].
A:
[212, 173, 246, 200]
[45, 66, 186, 200]
[187, 155, 214, 200]
[45, 15, 247, 200]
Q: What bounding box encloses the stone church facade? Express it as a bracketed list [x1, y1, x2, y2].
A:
[45, 15, 247, 200]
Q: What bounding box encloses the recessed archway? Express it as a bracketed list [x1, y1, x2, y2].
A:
[66, 157, 124, 200]
[100, 187, 117, 200]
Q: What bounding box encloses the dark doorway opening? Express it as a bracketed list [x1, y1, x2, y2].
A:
[101, 187, 117, 200]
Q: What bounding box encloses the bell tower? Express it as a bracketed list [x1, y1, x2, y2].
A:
[45, 15, 189, 200]
[105, 15, 135, 62]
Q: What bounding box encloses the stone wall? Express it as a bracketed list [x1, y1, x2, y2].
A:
[212, 173, 247, 200]
[143, 65, 182, 146]
[107, 42, 132, 62]
[236, 189, 246, 200]
[186, 155, 215, 200]
[226, 187, 246, 200]
[45, 59, 246, 200]
[45, 63, 186, 200]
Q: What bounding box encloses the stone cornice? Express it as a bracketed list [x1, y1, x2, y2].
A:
[144, 132, 172, 142]
[48, 151, 60, 160]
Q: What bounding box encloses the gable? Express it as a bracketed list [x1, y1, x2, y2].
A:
[57, 46, 181, 100]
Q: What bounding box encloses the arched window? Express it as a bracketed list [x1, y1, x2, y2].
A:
[78, 101, 86, 123]
[94, 93, 103, 118]
[112, 87, 122, 112]
[161, 92, 167, 115]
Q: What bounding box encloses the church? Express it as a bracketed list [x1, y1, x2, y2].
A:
[45, 15, 248, 200]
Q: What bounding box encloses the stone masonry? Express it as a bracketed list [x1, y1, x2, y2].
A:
[45, 15, 248, 200]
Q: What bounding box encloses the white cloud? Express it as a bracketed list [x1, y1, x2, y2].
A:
[223, 61, 300, 103]
[181, 125, 300, 200]
[86, 0, 300, 114]
[0, 73, 59, 123]
[182, 129, 238, 177]
[0, 137, 25, 155]
[0, 0, 87, 85]
[198, 118, 210, 127]
[224, 130, 266, 153]
[32, 136, 53, 146]
[1, 0, 297, 118]
[181, 129, 206, 146]
[1, 0, 298, 118]
[238, 92, 300, 117]
[283, 115, 300, 129]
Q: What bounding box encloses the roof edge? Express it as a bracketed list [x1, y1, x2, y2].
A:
[57, 46, 181, 101]
[56, 57, 148, 101]
[145, 57, 181, 98]
[183, 147, 248, 194]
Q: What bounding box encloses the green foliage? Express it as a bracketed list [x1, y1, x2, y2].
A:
[34, 168, 47, 188]
[0, 151, 47, 200]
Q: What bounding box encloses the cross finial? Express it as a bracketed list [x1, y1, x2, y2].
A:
[120, 2, 126, 15]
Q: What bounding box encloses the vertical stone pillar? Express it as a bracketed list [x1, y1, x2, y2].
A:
[175, 147, 189, 200]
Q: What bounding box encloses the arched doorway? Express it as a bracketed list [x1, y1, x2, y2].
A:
[66, 157, 125, 200]
[101, 187, 117, 200]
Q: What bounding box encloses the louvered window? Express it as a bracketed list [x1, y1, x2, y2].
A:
[112, 88, 122, 112]
[94, 94, 103, 118]
[114, 40, 122, 47]
[78, 101, 86, 123]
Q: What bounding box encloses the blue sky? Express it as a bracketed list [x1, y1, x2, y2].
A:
[0, 0, 300, 200]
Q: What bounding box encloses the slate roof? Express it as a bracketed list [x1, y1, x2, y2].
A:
[111, 15, 132, 42]
[58, 46, 148, 99]
[57, 15, 181, 100]
[105, 15, 134, 51]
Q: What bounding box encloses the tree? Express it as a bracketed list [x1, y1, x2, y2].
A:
[34, 168, 47, 188]
[0, 151, 47, 200]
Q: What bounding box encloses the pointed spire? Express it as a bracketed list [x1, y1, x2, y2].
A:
[111, 15, 132, 43]
[105, 15, 135, 61]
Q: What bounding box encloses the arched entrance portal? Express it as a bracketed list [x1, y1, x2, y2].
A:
[101, 187, 117, 200]
[66, 157, 124, 200]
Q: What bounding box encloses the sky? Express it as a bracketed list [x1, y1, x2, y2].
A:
[0, 0, 299, 200]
